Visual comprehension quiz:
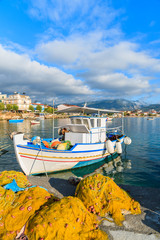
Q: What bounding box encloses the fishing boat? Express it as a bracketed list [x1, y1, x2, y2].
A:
[147, 117, 154, 120]
[12, 105, 131, 176]
[34, 112, 45, 120]
[30, 119, 40, 125]
[9, 119, 24, 123]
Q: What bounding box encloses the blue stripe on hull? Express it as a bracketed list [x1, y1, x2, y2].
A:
[72, 152, 118, 169]
[31, 152, 119, 176]
[72, 157, 106, 169]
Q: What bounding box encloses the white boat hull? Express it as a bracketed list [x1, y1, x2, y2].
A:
[13, 133, 124, 175]
[31, 120, 40, 125]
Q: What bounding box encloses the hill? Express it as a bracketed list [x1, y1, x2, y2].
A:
[78, 99, 146, 111]
[60, 99, 160, 111]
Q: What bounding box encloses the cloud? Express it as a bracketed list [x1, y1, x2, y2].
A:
[27, 0, 121, 34]
[2, 0, 160, 104]
[35, 32, 160, 99]
[36, 34, 160, 72]
[0, 44, 93, 103]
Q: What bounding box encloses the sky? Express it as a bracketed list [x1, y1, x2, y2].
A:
[0, 0, 160, 105]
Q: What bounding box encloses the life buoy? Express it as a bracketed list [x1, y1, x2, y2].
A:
[124, 136, 132, 145]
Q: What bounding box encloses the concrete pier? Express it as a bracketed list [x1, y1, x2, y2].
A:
[28, 175, 160, 239]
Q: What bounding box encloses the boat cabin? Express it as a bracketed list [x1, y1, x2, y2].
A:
[61, 116, 107, 145]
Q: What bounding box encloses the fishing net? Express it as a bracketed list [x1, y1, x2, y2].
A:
[25, 196, 108, 240]
[75, 173, 141, 226]
[0, 187, 16, 238]
[0, 170, 30, 188]
[0, 186, 53, 240]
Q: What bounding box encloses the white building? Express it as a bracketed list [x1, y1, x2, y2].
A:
[0, 92, 7, 102]
[4, 92, 31, 111]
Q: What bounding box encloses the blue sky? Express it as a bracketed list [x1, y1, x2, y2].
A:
[0, 0, 160, 104]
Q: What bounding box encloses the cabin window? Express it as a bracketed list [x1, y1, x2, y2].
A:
[71, 118, 74, 124]
[75, 118, 82, 124]
[90, 119, 94, 128]
[97, 119, 101, 127]
[83, 119, 90, 130]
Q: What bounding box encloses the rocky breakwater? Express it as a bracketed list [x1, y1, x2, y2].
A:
[0, 112, 23, 120]
[0, 112, 69, 121]
[43, 113, 69, 119]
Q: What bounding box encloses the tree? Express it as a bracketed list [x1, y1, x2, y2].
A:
[36, 105, 42, 112]
[12, 104, 18, 112]
[45, 107, 53, 113]
[0, 102, 5, 111]
[6, 104, 13, 111]
[29, 105, 34, 112]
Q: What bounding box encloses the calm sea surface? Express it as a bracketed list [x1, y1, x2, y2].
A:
[0, 117, 160, 188]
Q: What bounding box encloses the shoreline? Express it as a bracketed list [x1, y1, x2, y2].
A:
[0, 112, 69, 120]
[0, 111, 160, 120]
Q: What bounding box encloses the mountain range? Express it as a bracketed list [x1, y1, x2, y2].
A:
[76, 99, 160, 111]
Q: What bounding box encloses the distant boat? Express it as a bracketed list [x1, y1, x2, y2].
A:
[9, 119, 24, 123]
[31, 119, 40, 125]
[147, 117, 154, 120]
[35, 112, 45, 120]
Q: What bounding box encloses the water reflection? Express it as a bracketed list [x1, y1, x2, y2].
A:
[49, 156, 132, 181]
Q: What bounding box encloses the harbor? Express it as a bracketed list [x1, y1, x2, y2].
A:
[0, 116, 160, 239]
[1, 0, 160, 239]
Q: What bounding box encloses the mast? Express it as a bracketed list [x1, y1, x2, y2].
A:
[53, 99, 54, 139]
[122, 112, 124, 134]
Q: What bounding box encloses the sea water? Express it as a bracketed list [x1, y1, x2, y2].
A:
[0, 117, 160, 188]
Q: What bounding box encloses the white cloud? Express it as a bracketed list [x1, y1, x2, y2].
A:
[35, 33, 160, 99]
[36, 35, 160, 73]
[2, 0, 160, 103]
[27, 0, 121, 33]
[0, 44, 93, 102]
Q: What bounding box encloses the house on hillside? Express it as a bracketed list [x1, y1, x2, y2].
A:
[3, 92, 31, 111]
[31, 103, 47, 112]
[149, 109, 157, 115]
[0, 92, 7, 102]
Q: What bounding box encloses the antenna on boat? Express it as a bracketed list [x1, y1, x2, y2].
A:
[122, 112, 124, 134]
[83, 102, 87, 115]
[53, 99, 54, 139]
[84, 103, 87, 107]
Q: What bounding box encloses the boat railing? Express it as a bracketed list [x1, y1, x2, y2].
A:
[106, 126, 123, 134]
